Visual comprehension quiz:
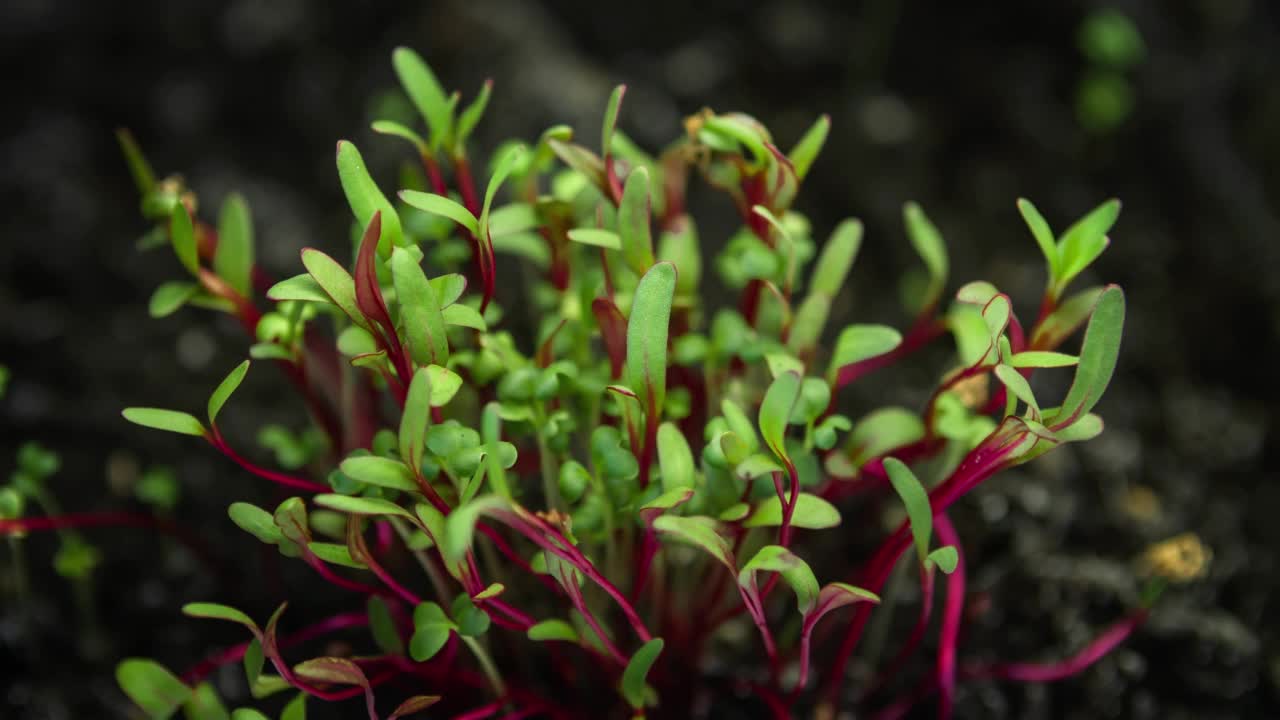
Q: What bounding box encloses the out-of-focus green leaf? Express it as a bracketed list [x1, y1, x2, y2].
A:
[618, 167, 654, 276]
[787, 115, 830, 181]
[117, 659, 191, 719]
[215, 193, 254, 297]
[743, 494, 840, 529]
[170, 203, 199, 276]
[392, 47, 453, 152]
[620, 638, 664, 710]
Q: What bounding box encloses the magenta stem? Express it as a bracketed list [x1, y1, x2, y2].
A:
[934, 514, 965, 720]
[211, 437, 329, 493]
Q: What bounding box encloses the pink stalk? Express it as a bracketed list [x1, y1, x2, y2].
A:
[861, 567, 935, 703]
[211, 437, 329, 493]
[302, 551, 386, 597]
[181, 611, 367, 683]
[499, 511, 652, 643]
[835, 314, 946, 391]
[0, 511, 221, 573]
[965, 610, 1147, 682]
[819, 434, 1023, 706]
[934, 514, 965, 720]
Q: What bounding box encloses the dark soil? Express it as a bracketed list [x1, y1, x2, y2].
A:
[2, 1, 1277, 718]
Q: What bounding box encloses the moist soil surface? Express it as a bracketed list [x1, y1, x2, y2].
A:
[2, 1, 1278, 718]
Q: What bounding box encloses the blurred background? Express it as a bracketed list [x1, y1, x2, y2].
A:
[1, 0, 1277, 717]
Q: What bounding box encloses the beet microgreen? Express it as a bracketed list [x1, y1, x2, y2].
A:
[0, 46, 1202, 720]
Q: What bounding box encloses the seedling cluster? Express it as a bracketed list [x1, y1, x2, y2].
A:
[0, 47, 1189, 719]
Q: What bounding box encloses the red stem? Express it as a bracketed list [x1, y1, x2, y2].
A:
[0, 511, 221, 574]
[211, 436, 329, 493]
[934, 514, 965, 720]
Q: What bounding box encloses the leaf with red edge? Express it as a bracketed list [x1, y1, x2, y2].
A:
[293, 657, 369, 687]
[388, 696, 441, 720]
[591, 297, 627, 379]
[353, 212, 394, 336]
[301, 248, 370, 331]
[294, 657, 378, 720]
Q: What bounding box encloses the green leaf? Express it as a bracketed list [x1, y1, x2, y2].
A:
[1017, 198, 1059, 282]
[300, 249, 368, 329]
[339, 456, 418, 492]
[207, 360, 250, 427]
[827, 324, 903, 383]
[487, 203, 540, 237]
[430, 273, 468, 306]
[721, 399, 759, 454]
[618, 167, 654, 276]
[1051, 285, 1124, 427]
[758, 371, 802, 462]
[657, 422, 695, 492]
[336, 141, 402, 256]
[567, 228, 621, 249]
[441, 495, 509, 566]
[231, 711, 270, 720]
[527, 619, 579, 643]
[149, 282, 199, 318]
[280, 693, 306, 720]
[392, 47, 453, 151]
[454, 79, 493, 150]
[927, 545, 959, 574]
[123, 408, 206, 437]
[313, 494, 415, 520]
[739, 545, 819, 614]
[701, 114, 769, 167]
[399, 191, 479, 235]
[242, 637, 264, 687]
[743, 493, 841, 529]
[170, 203, 199, 276]
[441, 303, 487, 331]
[215, 193, 254, 297]
[626, 262, 676, 418]
[266, 274, 331, 304]
[903, 202, 948, 308]
[994, 364, 1040, 419]
[787, 114, 830, 181]
[809, 218, 863, 296]
[652, 515, 734, 570]
[363, 597, 402, 655]
[811, 582, 881, 623]
[228, 502, 283, 544]
[399, 367, 431, 475]
[117, 659, 191, 719]
[601, 85, 626, 157]
[409, 602, 454, 662]
[451, 594, 491, 637]
[479, 145, 525, 242]
[620, 638, 664, 710]
[787, 293, 830, 355]
[308, 542, 363, 568]
[371, 120, 427, 152]
[884, 458, 932, 566]
[1031, 286, 1105, 349]
[1009, 351, 1078, 368]
[183, 602, 257, 630]
[1056, 199, 1120, 294]
[390, 248, 449, 366]
[116, 128, 156, 194]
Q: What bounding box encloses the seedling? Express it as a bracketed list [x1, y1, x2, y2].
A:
[2, 48, 1203, 719]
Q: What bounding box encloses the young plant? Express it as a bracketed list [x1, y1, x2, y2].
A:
[2, 48, 1202, 719]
